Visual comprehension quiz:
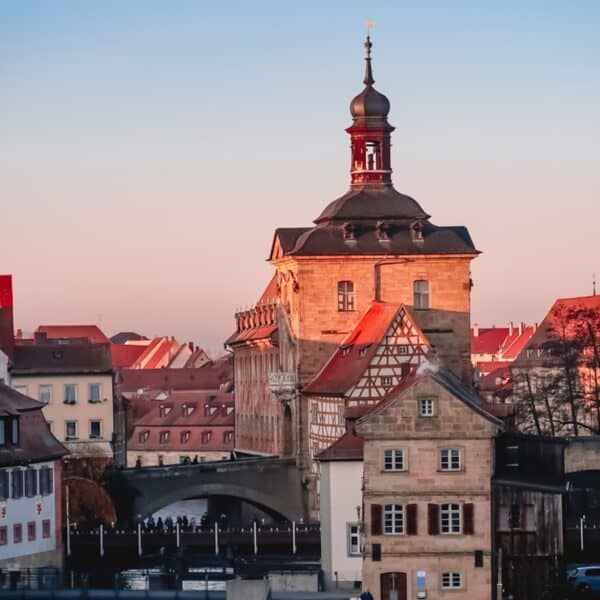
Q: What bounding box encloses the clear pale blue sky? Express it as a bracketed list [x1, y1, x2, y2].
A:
[1, 1, 599, 351]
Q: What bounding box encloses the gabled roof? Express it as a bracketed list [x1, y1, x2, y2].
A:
[358, 364, 503, 427]
[111, 343, 146, 369]
[513, 295, 600, 367]
[36, 325, 109, 344]
[317, 429, 364, 462]
[471, 327, 509, 355]
[304, 302, 427, 395]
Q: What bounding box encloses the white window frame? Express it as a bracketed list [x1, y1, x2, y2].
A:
[38, 385, 52, 405]
[383, 449, 405, 472]
[65, 421, 78, 440]
[419, 398, 435, 417]
[64, 384, 77, 405]
[383, 504, 404, 535]
[347, 522, 361, 556]
[88, 383, 102, 403]
[440, 448, 461, 471]
[413, 280, 430, 309]
[441, 572, 462, 589]
[440, 503, 461, 534]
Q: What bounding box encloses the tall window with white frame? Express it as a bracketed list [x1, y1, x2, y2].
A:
[440, 448, 461, 471]
[90, 420, 102, 439]
[39, 385, 52, 405]
[88, 383, 101, 403]
[65, 420, 77, 440]
[337, 281, 355, 312]
[64, 384, 76, 405]
[383, 504, 404, 535]
[347, 523, 361, 555]
[413, 280, 430, 309]
[418, 398, 435, 417]
[440, 503, 461, 534]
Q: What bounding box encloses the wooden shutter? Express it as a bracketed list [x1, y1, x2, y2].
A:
[406, 504, 418, 535]
[371, 504, 382, 536]
[463, 503, 474, 535]
[427, 503, 439, 535]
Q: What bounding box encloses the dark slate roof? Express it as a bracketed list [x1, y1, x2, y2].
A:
[0, 384, 68, 467]
[12, 342, 113, 376]
[285, 220, 477, 257]
[111, 331, 148, 345]
[270, 228, 312, 257]
[315, 186, 429, 224]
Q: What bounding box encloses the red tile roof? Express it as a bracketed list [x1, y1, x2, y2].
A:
[317, 429, 364, 462]
[36, 324, 109, 344]
[471, 327, 510, 355]
[514, 295, 600, 366]
[128, 426, 233, 452]
[225, 324, 277, 346]
[475, 360, 511, 377]
[111, 343, 146, 368]
[118, 357, 233, 393]
[304, 302, 423, 395]
[257, 274, 279, 305]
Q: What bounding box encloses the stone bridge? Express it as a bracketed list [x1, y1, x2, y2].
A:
[108, 457, 307, 522]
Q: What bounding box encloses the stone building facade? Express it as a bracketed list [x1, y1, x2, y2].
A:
[355, 367, 502, 600]
[227, 37, 479, 517]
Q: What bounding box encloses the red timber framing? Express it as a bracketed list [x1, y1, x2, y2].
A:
[306, 302, 430, 464]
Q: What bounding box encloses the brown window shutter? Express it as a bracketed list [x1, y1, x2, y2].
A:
[427, 503, 439, 535]
[371, 504, 382, 536]
[463, 503, 475, 535]
[406, 504, 418, 535]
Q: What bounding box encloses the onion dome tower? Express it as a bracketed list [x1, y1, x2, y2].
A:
[347, 35, 393, 186]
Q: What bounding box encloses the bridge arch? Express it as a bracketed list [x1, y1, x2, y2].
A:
[111, 457, 307, 523]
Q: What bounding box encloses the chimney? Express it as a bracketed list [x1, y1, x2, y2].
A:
[34, 331, 48, 344]
[473, 324, 479, 337]
[508, 322, 514, 336]
[518, 322, 524, 336]
[0, 275, 15, 360]
[188, 341, 194, 351]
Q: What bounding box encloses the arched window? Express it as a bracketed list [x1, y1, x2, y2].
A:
[337, 281, 355, 312]
[413, 280, 430, 309]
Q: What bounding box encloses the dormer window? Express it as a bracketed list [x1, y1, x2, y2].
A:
[365, 140, 380, 170]
[411, 221, 423, 242]
[0, 417, 19, 446]
[341, 346, 352, 357]
[376, 221, 389, 242]
[343, 222, 356, 242]
[338, 281, 355, 312]
[159, 404, 172, 417]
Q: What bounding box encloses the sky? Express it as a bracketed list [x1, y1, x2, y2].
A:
[1, 1, 599, 352]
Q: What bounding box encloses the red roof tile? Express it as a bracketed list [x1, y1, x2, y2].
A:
[317, 429, 364, 461]
[36, 324, 109, 344]
[111, 344, 146, 368]
[471, 327, 509, 355]
[304, 302, 424, 395]
[225, 324, 277, 346]
[128, 426, 233, 452]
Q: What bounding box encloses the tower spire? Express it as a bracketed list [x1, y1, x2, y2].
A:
[364, 35, 374, 86]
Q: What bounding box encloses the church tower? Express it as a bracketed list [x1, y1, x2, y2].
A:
[228, 37, 479, 518]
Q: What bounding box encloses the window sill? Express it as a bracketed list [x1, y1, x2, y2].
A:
[437, 469, 463, 473]
[381, 469, 408, 474]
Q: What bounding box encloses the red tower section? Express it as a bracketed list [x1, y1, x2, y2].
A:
[0, 275, 15, 360]
[347, 36, 394, 187]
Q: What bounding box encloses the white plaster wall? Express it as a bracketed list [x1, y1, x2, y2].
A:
[0, 351, 9, 385]
[320, 460, 363, 589]
[0, 461, 57, 563]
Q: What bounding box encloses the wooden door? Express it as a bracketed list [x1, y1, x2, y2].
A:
[380, 572, 407, 600]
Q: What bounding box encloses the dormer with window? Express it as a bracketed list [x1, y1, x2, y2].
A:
[159, 404, 172, 417]
[0, 416, 19, 446]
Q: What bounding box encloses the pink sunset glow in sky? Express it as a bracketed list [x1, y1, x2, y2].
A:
[1, 2, 599, 352]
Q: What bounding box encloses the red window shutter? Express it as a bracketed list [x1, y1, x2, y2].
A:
[406, 504, 418, 535]
[463, 503, 475, 535]
[428, 504, 439, 535]
[371, 504, 382, 536]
